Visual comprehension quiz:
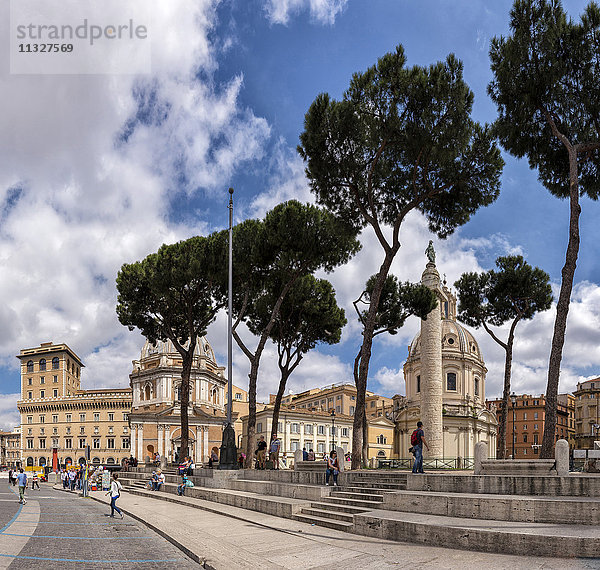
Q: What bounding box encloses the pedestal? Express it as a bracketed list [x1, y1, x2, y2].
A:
[218, 423, 239, 470]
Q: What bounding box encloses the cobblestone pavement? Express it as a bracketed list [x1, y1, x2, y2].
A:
[0, 482, 198, 569]
[0, 478, 20, 533]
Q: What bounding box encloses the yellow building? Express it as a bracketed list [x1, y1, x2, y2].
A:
[16, 342, 132, 468]
[0, 427, 20, 468]
[128, 337, 229, 465]
[276, 383, 391, 418]
[574, 379, 600, 449]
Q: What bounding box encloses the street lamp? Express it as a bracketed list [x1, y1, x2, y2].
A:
[330, 409, 336, 450]
[219, 187, 238, 470]
[510, 392, 517, 459]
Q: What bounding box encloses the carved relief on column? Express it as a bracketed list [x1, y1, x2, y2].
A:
[130, 424, 137, 459]
[195, 426, 202, 464]
[164, 425, 171, 461]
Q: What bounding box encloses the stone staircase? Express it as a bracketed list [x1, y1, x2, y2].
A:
[292, 471, 407, 531]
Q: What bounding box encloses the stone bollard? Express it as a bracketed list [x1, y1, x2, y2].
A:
[474, 441, 488, 475]
[555, 438, 569, 476]
[293, 449, 303, 470]
[336, 447, 345, 472]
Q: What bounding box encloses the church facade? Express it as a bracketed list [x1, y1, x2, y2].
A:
[394, 256, 497, 461]
[128, 338, 229, 465]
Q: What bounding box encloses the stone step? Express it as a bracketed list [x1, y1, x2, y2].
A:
[329, 490, 383, 502]
[353, 509, 600, 558]
[292, 513, 354, 532]
[342, 486, 396, 494]
[300, 507, 354, 523]
[309, 501, 370, 515]
[322, 496, 383, 509]
[379, 489, 600, 525]
[351, 482, 406, 490]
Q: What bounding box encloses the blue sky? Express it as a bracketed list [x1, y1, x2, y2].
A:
[0, 0, 598, 429]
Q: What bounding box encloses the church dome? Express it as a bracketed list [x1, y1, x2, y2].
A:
[140, 337, 216, 362]
[408, 319, 483, 364]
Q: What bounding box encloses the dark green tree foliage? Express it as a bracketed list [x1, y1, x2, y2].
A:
[455, 255, 552, 458]
[251, 275, 347, 445]
[223, 200, 360, 466]
[354, 275, 438, 464]
[299, 45, 504, 468]
[488, 0, 600, 457]
[116, 236, 224, 459]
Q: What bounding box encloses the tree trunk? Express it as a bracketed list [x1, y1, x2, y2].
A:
[351, 251, 396, 469]
[244, 355, 260, 467]
[541, 150, 580, 459]
[270, 369, 291, 445]
[179, 352, 193, 460]
[498, 328, 517, 459]
[361, 407, 368, 468]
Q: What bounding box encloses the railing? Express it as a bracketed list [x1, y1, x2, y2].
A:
[378, 457, 474, 470]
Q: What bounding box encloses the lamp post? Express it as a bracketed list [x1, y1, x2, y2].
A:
[219, 188, 238, 470]
[510, 392, 517, 460]
[330, 409, 336, 451]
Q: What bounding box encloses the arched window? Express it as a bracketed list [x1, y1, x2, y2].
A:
[26, 457, 34, 466]
[474, 377, 480, 396]
[39, 359, 46, 371]
[416, 375, 421, 393]
[27, 360, 34, 373]
[106, 457, 115, 465]
[38, 457, 46, 466]
[176, 385, 181, 401]
[52, 357, 59, 369]
[65, 457, 72, 466]
[145, 384, 152, 401]
[446, 372, 457, 391]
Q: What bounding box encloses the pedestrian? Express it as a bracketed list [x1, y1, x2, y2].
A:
[256, 435, 267, 469]
[325, 450, 339, 486]
[105, 473, 124, 519]
[269, 434, 281, 470]
[69, 469, 76, 491]
[8, 469, 12, 486]
[31, 471, 40, 490]
[411, 421, 430, 474]
[302, 447, 308, 461]
[177, 473, 188, 496]
[16, 468, 27, 504]
[307, 449, 315, 461]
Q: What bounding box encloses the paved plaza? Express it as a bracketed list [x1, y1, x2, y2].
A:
[2, 473, 600, 569]
[0, 475, 196, 568]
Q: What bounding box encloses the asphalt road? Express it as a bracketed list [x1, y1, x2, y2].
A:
[0, 477, 198, 568]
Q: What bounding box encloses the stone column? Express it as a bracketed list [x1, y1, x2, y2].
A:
[203, 426, 209, 462]
[164, 426, 170, 462]
[555, 439, 569, 476]
[130, 425, 137, 460]
[474, 441, 487, 475]
[137, 424, 144, 462]
[420, 262, 444, 459]
[157, 425, 164, 456]
[195, 427, 202, 464]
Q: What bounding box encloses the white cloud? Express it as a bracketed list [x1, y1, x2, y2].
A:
[0, 394, 20, 431]
[264, 0, 347, 25]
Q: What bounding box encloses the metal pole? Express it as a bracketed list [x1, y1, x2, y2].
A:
[227, 187, 233, 426]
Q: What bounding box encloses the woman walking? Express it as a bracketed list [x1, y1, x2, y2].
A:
[105, 473, 124, 519]
[325, 450, 340, 486]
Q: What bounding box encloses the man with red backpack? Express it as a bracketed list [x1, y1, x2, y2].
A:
[411, 421, 430, 474]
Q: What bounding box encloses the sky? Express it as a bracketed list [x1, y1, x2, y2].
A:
[1, 0, 599, 430]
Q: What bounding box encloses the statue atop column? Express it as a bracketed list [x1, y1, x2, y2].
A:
[425, 240, 436, 265]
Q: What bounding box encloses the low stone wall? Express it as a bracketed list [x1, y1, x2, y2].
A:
[241, 468, 348, 486]
[479, 459, 556, 475]
[127, 482, 308, 519]
[228, 479, 332, 500]
[380, 489, 600, 524]
[405, 473, 600, 496]
[352, 511, 600, 558]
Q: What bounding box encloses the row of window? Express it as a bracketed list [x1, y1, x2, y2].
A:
[26, 425, 126, 436]
[27, 413, 128, 424]
[256, 422, 350, 437]
[26, 357, 79, 377]
[27, 375, 59, 385]
[26, 437, 130, 449]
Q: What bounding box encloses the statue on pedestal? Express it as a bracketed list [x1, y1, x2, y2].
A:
[425, 240, 436, 265]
